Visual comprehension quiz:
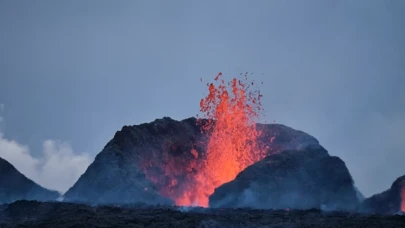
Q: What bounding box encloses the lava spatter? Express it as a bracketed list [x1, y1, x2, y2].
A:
[177, 72, 265, 207]
[143, 72, 266, 207]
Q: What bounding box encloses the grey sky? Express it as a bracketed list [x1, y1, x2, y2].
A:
[0, 0, 404, 196]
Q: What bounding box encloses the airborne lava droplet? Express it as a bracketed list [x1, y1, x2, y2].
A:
[214, 72, 223, 81]
[142, 72, 266, 207]
[174, 72, 265, 207]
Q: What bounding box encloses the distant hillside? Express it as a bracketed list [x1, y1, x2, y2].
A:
[0, 157, 60, 204]
[359, 175, 405, 214]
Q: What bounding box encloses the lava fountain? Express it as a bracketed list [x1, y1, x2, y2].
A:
[175, 72, 265, 207]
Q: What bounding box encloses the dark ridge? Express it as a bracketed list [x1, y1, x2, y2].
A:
[359, 175, 405, 214]
[209, 145, 359, 211]
[0, 157, 60, 204]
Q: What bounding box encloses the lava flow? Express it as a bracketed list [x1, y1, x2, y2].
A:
[175, 72, 265, 207]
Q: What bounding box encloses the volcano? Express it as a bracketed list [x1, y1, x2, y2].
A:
[64, 73, 362, 208]
[63, 117, 319, 206]
[359, 175, 405, 214]
[0, 157, 60, 204]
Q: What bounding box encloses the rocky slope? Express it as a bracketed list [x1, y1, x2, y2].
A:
[359, 175, 405, 214]
[0, 157, 60, 204]
[209, 144, 360, 211]
[64, 117, 320, 205]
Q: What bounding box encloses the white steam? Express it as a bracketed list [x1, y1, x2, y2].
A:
[0, 132, 92, 193]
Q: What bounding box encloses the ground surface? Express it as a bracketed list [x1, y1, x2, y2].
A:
[0, 201, 404, 228]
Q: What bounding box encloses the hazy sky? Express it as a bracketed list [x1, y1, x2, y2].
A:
[0, 0, 404, 195]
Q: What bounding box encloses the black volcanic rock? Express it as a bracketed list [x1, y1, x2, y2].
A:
[359, 175, 405, 214]
[64, 117, 320, 205]
[255, 123, 320, 153]
[209, 145, 360, 211]
[2, 200, 405, 227]
[62, 140, 173, 205]
[0, 157, 60, 204]
[64, 117, 206, 205]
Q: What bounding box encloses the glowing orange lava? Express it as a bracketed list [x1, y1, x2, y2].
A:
[401, 187, 405, 212]
[174, 72, 265, 207]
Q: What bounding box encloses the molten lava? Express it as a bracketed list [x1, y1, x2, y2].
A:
[142, 72, 265, 207]
[174, 72, 265, 207]
[401, 187, 405, 212]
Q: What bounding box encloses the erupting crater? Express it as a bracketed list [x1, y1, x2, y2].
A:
[144, 72, 266, 207]
[63, 73, 321, 207]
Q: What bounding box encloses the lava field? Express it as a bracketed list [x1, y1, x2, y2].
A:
[0, 200, 404, 228]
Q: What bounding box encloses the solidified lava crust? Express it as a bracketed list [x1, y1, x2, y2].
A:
[0, 201, 405, 228]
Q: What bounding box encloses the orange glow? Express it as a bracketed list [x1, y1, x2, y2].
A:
[175, 72, 264, 207]
[401, 187, 405, 212]
[142, 72, 265, 207]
